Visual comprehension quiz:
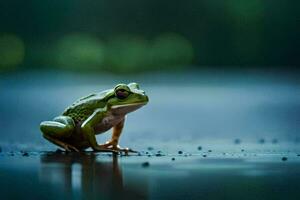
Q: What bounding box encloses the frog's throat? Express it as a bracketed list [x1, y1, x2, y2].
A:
[110, 102, 146, 109]
[110, 102, 146, 115]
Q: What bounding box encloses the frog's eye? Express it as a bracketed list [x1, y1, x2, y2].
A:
[128, 82, 140, 90]
[115, 89, 129, 99]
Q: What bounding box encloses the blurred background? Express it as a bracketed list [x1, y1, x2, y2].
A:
[0, 0, 299, 73]
[0, 0, 299, 149]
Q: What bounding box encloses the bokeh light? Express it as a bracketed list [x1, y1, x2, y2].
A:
[150, 33, 194, 70]
[105, 33, 194, 73]
[0, 34, 25, 71]
[55, 33, 105, 71]
[105, 36, 148, 73]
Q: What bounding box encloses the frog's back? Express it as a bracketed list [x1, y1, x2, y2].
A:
[62, 90, 111, 122]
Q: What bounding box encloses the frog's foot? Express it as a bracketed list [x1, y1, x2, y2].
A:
[99, 141, 137, 153]
[92, 146, 119, 154]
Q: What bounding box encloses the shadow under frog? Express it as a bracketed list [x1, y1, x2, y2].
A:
[39, 153, 147, 200]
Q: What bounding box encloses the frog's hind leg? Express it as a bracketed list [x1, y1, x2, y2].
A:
[43, 134, 79, 152]
[40, 116, 74, 138]
[40, 116, 79, 152]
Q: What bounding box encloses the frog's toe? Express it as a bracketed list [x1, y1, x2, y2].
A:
[98, 142, 137, 154]
[64, 144, 79, 152]
[114, 146, 138, 154]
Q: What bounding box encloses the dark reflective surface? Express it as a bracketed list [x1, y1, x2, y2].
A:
[1, 152, 300, 200]
[39, 153, 147, 200]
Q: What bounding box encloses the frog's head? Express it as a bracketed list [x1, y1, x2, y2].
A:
[108, 83, 149, 115]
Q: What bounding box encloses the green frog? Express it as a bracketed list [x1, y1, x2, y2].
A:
[40, 83, 149, 153]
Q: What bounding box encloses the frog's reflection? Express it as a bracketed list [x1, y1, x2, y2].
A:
[39, 153, 146, 200]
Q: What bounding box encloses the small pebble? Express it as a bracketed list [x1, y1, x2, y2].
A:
[234, 139, 241, 144]
[202, 154, 207, 158]
[22, 152, 29, 157]
[155, 153, 162, 157]
[178, 151, 183, 154]
[208, 150, 212, 152]
[147, 155, 151, 157]
[147, 147, 154, 151]
[197, 146, 202, 151]
[282, 157, 288, 161]
[171, 157, 175, 161]
[142, 162, 150, 167]
[241, 149, 245, 152]
[297, 154, 300, 157]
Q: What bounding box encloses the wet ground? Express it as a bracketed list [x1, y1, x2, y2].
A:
[0, 70, 300, 199]
[1, 145, 300, 200]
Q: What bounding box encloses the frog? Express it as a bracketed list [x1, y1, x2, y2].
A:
[40, 83, 149, 153]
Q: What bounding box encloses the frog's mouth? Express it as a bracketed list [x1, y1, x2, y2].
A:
[111, 102, 146, 115]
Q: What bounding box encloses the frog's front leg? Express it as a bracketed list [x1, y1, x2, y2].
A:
[81, 108, 118, 153]
[99, 118, 137, 153]
[40, 116, 79, 152]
